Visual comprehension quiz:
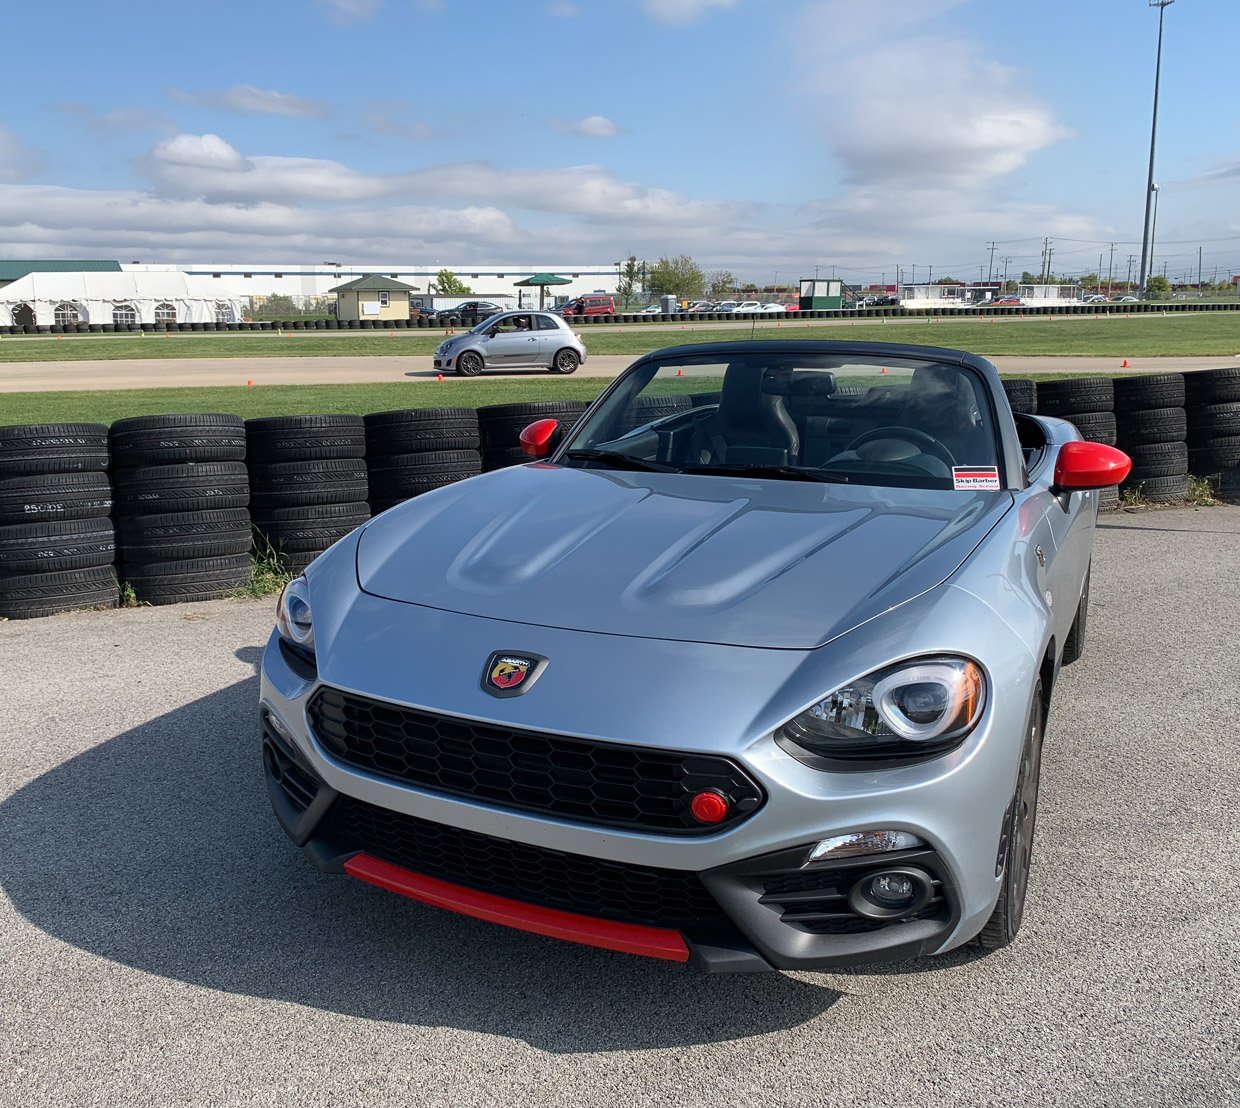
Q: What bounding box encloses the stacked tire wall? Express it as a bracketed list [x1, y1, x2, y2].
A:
[110, 415, 253, 603]
[0, 423, 118, 619]
[246, 416, 369, 574]
[478, 401, 591, 471]
[365, 407, 482, 513]
[1112, 375, 1189, 504]
[1185, 368, 1240, 499]
[1035, 378, 1120, 509]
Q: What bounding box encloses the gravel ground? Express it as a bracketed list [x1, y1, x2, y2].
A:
[1, 505, 1237, 1107]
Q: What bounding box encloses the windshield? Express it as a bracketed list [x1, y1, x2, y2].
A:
[557, 349, 1002, 490]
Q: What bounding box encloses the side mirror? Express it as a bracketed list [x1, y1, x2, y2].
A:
[519, 418, 561, 458]
[1053, 440, 1131, 491]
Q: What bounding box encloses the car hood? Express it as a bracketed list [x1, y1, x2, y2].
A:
[356, 465, 1013, 649]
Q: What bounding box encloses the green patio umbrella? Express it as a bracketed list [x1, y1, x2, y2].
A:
[513, 272, 572, 308]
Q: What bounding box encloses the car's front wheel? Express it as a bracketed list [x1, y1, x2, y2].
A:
[550, 348, 580, 375]
[455, 351, 484, 377]
[977, 682, 1044, 950]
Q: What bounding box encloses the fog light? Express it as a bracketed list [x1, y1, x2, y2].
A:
[806, 830, 923, 865]
[264, 708, 294, 744]
[847, 866, 934, 920]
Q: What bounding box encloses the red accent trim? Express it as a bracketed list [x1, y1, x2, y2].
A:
[1053, 440, 1132, 490]
[343, 852, 691, 963]
[519, 418, 561, 457]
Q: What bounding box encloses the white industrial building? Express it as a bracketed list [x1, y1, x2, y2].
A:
[0, 271, 245, 327]
[120, 262, 621, 310]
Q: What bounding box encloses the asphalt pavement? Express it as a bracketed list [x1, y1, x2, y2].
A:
[1, 505, 1237, 1106]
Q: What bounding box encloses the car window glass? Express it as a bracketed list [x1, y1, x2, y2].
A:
[535, 315, 559, 331]
[560, 354, 1001, 491]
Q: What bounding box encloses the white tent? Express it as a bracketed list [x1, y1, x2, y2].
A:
[0, 272, 245, 327]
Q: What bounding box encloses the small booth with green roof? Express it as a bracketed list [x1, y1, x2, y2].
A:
[798, 278, 844, 310]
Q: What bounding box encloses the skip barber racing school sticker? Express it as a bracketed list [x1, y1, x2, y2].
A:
[952, 466, 1001, 491]
[482, 652, 548, 697]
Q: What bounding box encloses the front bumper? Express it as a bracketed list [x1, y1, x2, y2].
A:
[261, 622, 1002, 973]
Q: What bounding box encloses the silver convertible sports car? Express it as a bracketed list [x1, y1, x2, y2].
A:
[260, 341, 1131, 973]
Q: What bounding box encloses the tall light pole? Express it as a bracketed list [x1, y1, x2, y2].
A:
[1138, 0, 1175, 294]
[1149, 184, 1161, 280]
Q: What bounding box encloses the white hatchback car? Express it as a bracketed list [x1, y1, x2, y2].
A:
[732, 301, 764, 313]
[433, 311, 588, 376]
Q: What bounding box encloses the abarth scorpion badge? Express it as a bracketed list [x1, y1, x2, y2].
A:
[482, 652, 548, 698]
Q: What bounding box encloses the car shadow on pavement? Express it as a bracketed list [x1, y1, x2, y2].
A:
[0, 651, 839, 1052]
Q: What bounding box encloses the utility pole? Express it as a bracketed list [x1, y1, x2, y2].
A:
[1040, 238, 1054, 286]
[1126, 254, 1136, 289]
[1138, 0, 1175, 293]
[1198, 245, 1203, 288]
[986, 241, 998, 285]
[1002, 256, 1014, 289]
[1107, 242, 1116, 295]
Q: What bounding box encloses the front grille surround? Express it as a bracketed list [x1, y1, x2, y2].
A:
[327, 794, 726, 929]
[307, 686, 764, 835]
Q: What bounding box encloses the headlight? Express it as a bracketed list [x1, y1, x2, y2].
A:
[780, 656, 984, 763]
[275, 576, 314, 655]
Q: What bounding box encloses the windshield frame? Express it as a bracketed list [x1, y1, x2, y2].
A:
[550, 340, 1020, 491]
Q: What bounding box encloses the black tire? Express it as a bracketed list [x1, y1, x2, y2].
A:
[1125, 441, 1188, 478]
[364, 408, 480, 455]
[1112, 374, 1185, 413]
[1184, 366, 1240, 406]
[1098, 484, 1119, 511]
[551, 348, 580, 375]
[249, 502, 370, 526]
[245, 415, 365, 463]
[1001, 379, 1037, 415]
[456, 350, 485, 377]
[0, 423, 109, 476]
[976, 682, 1043, 950]
[109, 414, 246, 466]
[1061, 569, 1089, 665]
[1185, 402, 1240, 439]
[1064, 412, 1117, 445]
[0, 518, 115, 573]
[252, 518, 367, 554]
[479, 400, 592, 423]
[1035, 378, 1114, 417]
[116, 508, 252, 563]
[0, 565, 119, 619]
[0, 472, 112, 525]
[369, 474, 477, 509]
[364, 407, 479, 430]
[120, 554, 252, 605]
[1122, 473, 1190, 502]
[1116, 407, 1187, 447]
[482, 447, 533, 471]
[1187, 436, 1240, 472]
[113, 462, 250, 514]
[247, 459, 368, 508]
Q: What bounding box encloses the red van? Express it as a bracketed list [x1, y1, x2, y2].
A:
[558, 295, 616, 317]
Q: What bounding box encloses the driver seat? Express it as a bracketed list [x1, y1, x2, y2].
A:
[694, 363, 800, 465]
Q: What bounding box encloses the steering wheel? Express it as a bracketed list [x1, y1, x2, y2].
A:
[843, 426, 957, 468]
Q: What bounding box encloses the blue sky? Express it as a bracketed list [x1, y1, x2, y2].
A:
[1, 0, 1236, 284]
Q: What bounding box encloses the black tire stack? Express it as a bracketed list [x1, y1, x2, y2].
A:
[246, 416, 369, 573]
[364, 408, 482, 513]
[0, 423, 118, 619]
[1001, 379, 1037, 416]
[478, 401, 591, 471]
[1113, 374, 1189, 504]
[617, 394, 693, 435]
[1036, 378, 1119, 509]
[1185, 368, 1240, 499]
[110, 415, 253, 604]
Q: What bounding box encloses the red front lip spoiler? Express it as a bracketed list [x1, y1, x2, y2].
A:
[344, 852, 691, 963]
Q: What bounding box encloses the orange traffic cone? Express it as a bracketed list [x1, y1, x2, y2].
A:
[437, 374, 444, 382]
[246, 378, 253, 387]
[676, 368, 684, 377]
[1121, 359, 1130, 368]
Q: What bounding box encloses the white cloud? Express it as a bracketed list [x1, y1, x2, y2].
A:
[641, 0, 739, 25]
[172, 84, 330, 119]
[551, 115, 620, 138]
[547, 1, 580, 15]
[0, 126, 42, 182]
[365, 105, 434, 141]
[55, 104, 175, 136]
[317, 0, 382, 20]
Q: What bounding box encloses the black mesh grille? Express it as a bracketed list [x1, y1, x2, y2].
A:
[307, 686, 764, 834]
[327, 794, 724, 929]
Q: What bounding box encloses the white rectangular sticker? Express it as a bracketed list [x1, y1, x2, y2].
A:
[952, 466, 1001, 491]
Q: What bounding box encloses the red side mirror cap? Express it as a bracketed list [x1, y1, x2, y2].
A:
[1053, 440, 1131, 491]
[519, 418, 561, 458]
